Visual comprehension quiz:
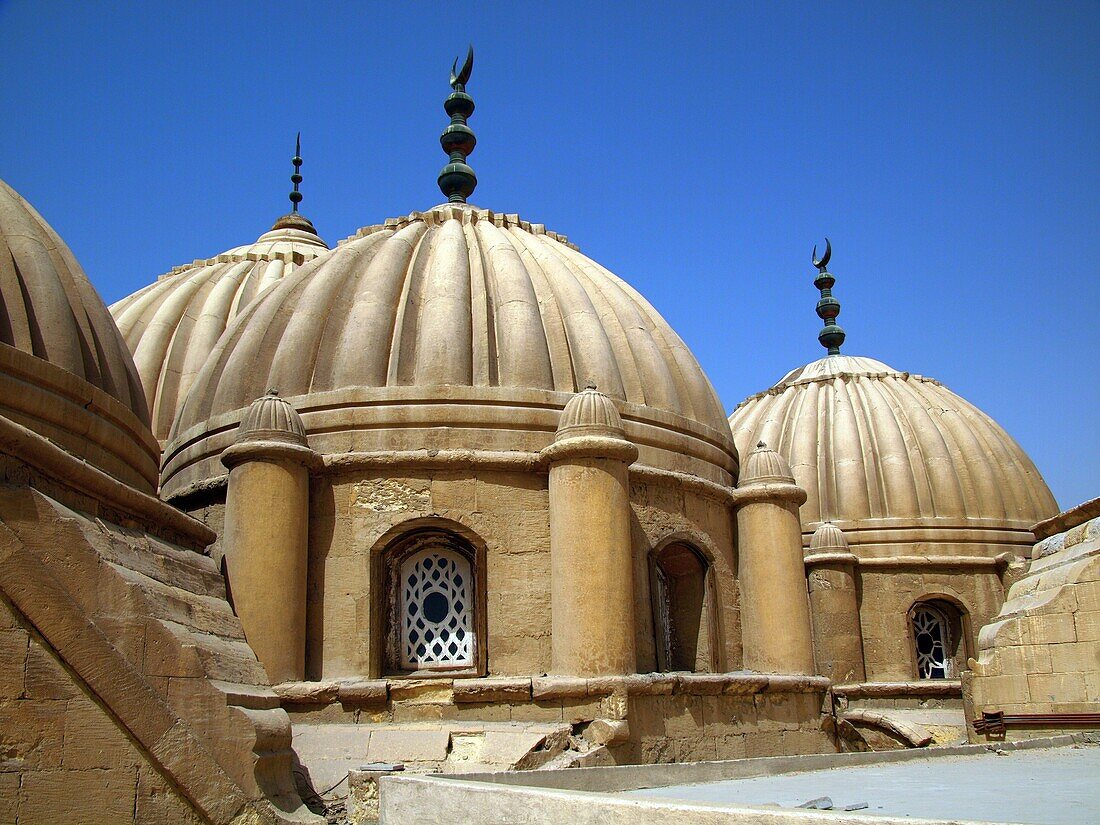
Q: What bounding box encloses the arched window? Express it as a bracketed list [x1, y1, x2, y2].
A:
[651, 542, 717, 673]
[381, 528, 482, 675]
[909, 600, 964, 679]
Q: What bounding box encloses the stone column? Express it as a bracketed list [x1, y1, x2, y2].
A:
[732, 442, 816, 675]
[221, 391, 321, 683]
[542, 385, 639, 676]
[805, 522, 865, 682]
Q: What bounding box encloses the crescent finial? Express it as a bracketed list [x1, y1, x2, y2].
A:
[812, 237, 832, 271]
[450, 44, 474, 88]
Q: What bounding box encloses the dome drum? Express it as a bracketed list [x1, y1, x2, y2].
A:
[160, 383, 736, 498]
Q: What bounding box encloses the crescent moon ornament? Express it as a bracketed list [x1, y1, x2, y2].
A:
[812, 237, 832, 271]
[450, 44, 474, 88]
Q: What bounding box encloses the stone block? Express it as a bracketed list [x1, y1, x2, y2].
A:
[531, 676, 586, 700]
[0, 700, 65, 769]
[1073, 581, 1100, 612]
[972, 674, 1030, 707]
[367, 729, 449, 763]
[392, 703, 448, 723]
[1074, 610, 1100, 642]
[1022, 613, 1077, 645]
[0, 629, 28, 698]
[0, 771, 18, 823]
[581, 718, 630, 746]
[337, 679, 388, 705]
[62, 696, 143, 770]
[273, 680, 340, 705]
[1027, 672, 1088, 704]
[19, 767, 139, 825]
[452, 677, 531, 703]
[24, 643, 78, 700]
[1049, 642, 1099, 675]
[508, 702, 564, 723]
[135, 763, 204, 824]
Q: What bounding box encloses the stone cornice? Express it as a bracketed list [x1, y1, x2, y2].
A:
[729, 481, 808, 508]
[540, 435, 639, 465]
[221, 439, 323, 471]
[0, 413, 214, 548]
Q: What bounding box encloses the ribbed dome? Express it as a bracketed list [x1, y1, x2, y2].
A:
[161, 204, 735, 495]
[809, 522, 849, 553]
[556, 385, 625, 440]
[740, 441, 796, 486]
[111, 225, 329, 440]
[0, 178, 158, 492]
[237, 391, 308, 446]
[730, 356, 1056, 543]
[1, 178, 148, 416]
[729, 354, 1058, 537]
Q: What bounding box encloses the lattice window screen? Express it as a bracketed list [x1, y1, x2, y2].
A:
[912, 604, 952, 679]
[400, 548, 474, 669]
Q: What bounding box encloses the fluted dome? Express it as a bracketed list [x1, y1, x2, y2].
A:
[0, 178, 158, 492]
[729, 354, 1058, 551]
[740, 441, 796, 486]
[809, 522, 849, 553]
[161, 204, 735, 496]
[556, 385, 625, 440]
[111, 222, 330, 440]
[237, 391, 308, 446]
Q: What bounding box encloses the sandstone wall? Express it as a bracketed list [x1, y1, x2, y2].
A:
[857, 566, 1004, 681]
[0, 485, 317, 824]
[967, 508, 1100, 738]
[302, 467, 738, 680]
[0, 596, 204, 825]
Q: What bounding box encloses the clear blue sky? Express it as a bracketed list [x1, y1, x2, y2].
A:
[2, 1, 1096, 508]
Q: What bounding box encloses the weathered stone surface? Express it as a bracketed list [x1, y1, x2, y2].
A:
[452, 677, 531, 703]
[367, 729, 449, 763]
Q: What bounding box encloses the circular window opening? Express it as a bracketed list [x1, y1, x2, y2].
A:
[423, 591, 450, 624]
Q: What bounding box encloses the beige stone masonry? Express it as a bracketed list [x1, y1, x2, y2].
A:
[967, 503, 1100, 739]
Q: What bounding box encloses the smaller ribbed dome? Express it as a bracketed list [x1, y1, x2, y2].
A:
[555, 385, 625, 441]
[740, 441, 795, 486]
[810, 522, 849, 553]
[111, 224, 330, 440]
[237, 391, 307, 446]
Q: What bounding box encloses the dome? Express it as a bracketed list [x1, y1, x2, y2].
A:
[739, 441, 796, 486]
[236, 390, 308, 446]
[0, 177, 158, 492]
[729, 354, 1059, 546]
[556, 385, 625, 440]
[809, 522, 849, 553]
[110, 220, 330, 440]
[1, 178, 147, 413]
[161, 204, 735, 496]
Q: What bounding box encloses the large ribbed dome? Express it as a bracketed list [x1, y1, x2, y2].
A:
[161, 204, 735, 495]
[111, 222, 330, 440]
[1, 178, 147, 414]
[729, 354, 1058, 541]
[0, 178, 158, 492]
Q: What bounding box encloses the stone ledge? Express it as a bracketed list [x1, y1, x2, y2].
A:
[453, 678, 532, 703]
[831, 680, 962, 699]
[277, 672, 830, 708]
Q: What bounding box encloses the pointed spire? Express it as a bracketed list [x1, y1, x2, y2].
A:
[438, 45, 477, 204]
[271, 133, 320, 236]
[811, 238, 845, 355]
[289, 132, 303, 213]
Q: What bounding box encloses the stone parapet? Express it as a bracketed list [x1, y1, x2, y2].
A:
[967, 506, 1100, 741]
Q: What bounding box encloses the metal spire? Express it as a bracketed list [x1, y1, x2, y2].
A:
[438, 45, 477, 204]
[270, 133, 320, 236]
[290, 132, 303, 213]
[811, 238, 846, 355]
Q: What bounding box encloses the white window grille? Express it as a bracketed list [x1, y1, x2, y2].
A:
[912, 604, 953, 679]
[399, 548, 474, 669]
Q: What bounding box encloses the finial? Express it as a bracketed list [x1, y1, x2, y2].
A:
[289, 132, 303, 213]
[266, 387, 280, 397]
[757, 440, 767, 449]
[811, 237, 845, 355]
[584, 380, 598, 391]
[438, 45, 477, 204]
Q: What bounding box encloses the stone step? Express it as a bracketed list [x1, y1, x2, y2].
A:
[111, 562, 245, 639]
